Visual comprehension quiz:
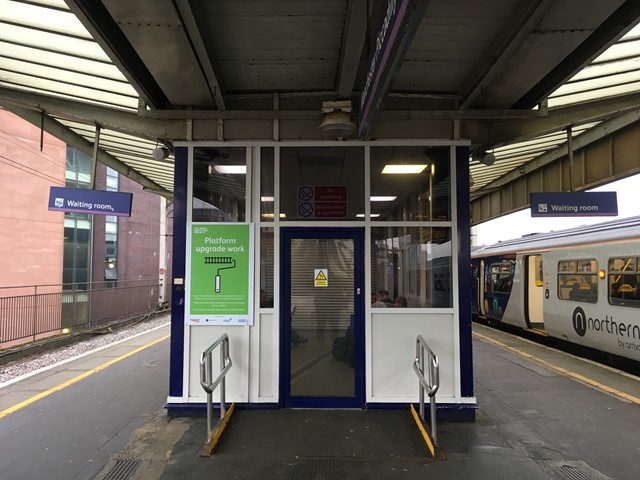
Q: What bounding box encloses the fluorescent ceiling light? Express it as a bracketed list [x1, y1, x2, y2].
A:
[381, 164, 427, 174]
[214, 165, 246, 174]
[356, 213, 381, 218]
[261, 196, 274, 202]
[261, 213, 286, 218]
[370, 196, 397, 202]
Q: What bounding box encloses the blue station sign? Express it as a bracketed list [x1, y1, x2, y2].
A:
[48, 186, 133, 217]
[358, 0, 430, 139]
[530, 192, 618, 217]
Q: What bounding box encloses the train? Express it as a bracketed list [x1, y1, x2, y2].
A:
[471, 215, 640, 366]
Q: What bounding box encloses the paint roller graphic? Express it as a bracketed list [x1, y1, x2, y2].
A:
[204, 256, 237, 293]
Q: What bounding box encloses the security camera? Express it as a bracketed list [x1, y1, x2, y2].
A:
[152, 147, 170, 160]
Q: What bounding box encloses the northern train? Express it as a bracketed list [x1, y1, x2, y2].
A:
[471, 216, 640, 366]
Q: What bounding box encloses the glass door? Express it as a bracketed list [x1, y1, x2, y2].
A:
[281, 228, 364, 408]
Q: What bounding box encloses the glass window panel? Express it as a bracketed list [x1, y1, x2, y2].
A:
[75, 268, 88, 285]
[535, 256, 543, 285]
[76, 226, 90, 242]
[260, 147, 275, 222]
[289, 237, 355, 397]
[0, 42, 127, 81]
[62, 268, 73, 286]
[259, 227, 274, 308]
[106, 176, 119, 191]
[577, 259, 597, 272]
[66, 147, 92, 187]
[192, 147, 246, 222]
[280, 147, 364, 221]
[558, 258, 597, 302]
[75, 244, 89, 268]
[490, 261, 513, 293]
[7, 2, 93, 38]
[370, 146, 450, 221]
[608, 257, 635, 272]
[1, 23, 110, 62]
[608, 257, 640, 307]
[63, 242, 74, 269]
[0, 58, 134, 96]
[105, 222, 117, 234]
[371, 227, 452, 308]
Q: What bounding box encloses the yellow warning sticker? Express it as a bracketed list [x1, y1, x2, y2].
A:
[314, 268, 328, 287]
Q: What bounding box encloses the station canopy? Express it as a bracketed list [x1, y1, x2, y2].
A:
[1, 0, 639, 206]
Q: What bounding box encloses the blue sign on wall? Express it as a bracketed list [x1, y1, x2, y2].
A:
[358, 0, 430, 139]
[48, 186, 133, 216]
[530, 192, 618, 217]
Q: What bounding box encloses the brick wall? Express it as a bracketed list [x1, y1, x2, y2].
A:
[0, 110, 66, 294]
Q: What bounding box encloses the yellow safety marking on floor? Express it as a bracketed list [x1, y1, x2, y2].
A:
[200, 402, 235, 457]
[410, 404, 435, 458]
[0, 334, 170, 419]
[473, 331, 640, 405]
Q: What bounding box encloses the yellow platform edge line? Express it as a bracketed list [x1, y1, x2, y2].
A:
[0, 333, 170, 419]
[201, 402, 235, 457]
[410, 404, 435, 458]
[474, 331, 640, 406]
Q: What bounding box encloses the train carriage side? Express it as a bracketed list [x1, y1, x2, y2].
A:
[542, 240, 640, 362]
[473, 216, 640, 365]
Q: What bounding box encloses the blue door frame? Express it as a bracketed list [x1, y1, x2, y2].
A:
[280, 227, 365, 408]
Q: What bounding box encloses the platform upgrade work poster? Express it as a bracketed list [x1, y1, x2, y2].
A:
[187, 223, 254, 325]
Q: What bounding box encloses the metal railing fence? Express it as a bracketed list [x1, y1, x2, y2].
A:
[0, 280, 161, 347]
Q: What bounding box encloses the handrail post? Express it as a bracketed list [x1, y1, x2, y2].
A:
[418, 343, 425, 420]
[200, 334, 233, 446]
[413, 335, 440, 447]
[220, 338, 226, 418]
[205, 349, 213, 444]
[429, 354, 439, 445]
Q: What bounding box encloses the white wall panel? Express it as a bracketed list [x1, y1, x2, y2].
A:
[369, 312, 456, 402]
[258, 313, 278, 400]
[187, 325, 249, 402]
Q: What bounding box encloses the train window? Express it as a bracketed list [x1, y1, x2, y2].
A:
[489, 261, 513, 293]
[608, 257, 640, 307]
[534, 256, 543, 287]
[557, 259, 597, 303]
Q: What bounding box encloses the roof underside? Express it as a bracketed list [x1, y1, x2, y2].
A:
[1, 0, 639, 211]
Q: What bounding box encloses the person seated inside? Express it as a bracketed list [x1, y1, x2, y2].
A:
[394, 295, 408, 308]
[377, 289, 394, 306]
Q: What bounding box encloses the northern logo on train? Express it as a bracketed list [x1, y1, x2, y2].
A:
[572, 307, 587, 337]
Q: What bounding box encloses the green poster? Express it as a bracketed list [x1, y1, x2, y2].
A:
[187, 223, 254, 325]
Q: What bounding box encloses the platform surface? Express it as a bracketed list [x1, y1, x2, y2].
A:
[1, 323, 639, 480]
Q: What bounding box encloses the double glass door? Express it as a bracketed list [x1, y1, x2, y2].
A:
[281, 228, 364, 408]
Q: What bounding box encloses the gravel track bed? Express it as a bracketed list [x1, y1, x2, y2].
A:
[0, 313, 170, 384]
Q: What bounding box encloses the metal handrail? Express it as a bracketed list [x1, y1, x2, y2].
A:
[413, 335, 440, 445]
[200, 334, 232, 444]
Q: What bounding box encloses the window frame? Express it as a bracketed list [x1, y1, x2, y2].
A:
[557, 258, 598, 303]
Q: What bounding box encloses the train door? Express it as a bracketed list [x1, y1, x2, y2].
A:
[281, 228, 365, 408]
[524, 255, 545, 330]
